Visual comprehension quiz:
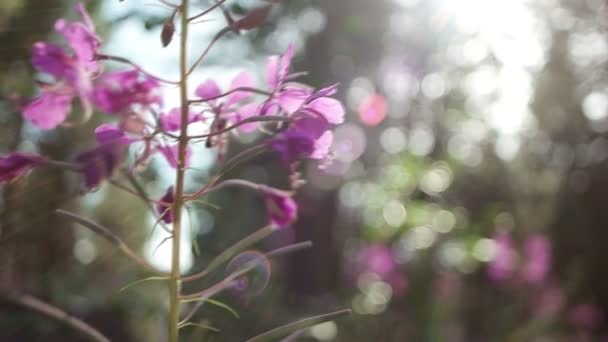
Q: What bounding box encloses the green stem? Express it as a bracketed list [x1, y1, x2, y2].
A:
[169, 1, 190, 341]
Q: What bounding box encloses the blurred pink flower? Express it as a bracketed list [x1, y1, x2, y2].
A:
[521, 233, 551, 285]
[92, 69, 161, 114]
[358, 244, 397, 278]
[23, 2, 100, 129]
[0, 153, 46, 183]
[195, 71, 258, 132]
[259, 186, 298, 228]
[569, 304, 603, 329]
[488, 232, 516, 281]
[157, 187, 175, 224]
[270, 115, 333, 165]
[358, 93, 387, 126]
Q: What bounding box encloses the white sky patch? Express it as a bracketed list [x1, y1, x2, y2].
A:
[439, 0, 544, 140]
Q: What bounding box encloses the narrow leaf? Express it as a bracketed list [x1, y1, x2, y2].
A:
[181, 298, 240, 319]
[245, 309, 352, 342]
[56, 209, 121, 245]
[178, 322, 220, 332]
[119, 276, 168, 292]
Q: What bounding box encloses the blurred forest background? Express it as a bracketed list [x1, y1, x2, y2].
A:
[2, 0, 608, 341]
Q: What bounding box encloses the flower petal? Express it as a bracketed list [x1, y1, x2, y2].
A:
[278, 86, 310, 114]
[234, 103, 260, 133]
[160, 107, 200, 132]
[159, 144, 192, 168]
[260, 186, 298, 228]
[227, 71, 255, 104]
[31, 42, 73, 79]
[307, 97, 345, 124]
[156, 186, 175, 224]
[0, 153, 46, 183]
[195, 79, 221, 101]
[23, 91, 73, 129]
[92, 70, 161, 114]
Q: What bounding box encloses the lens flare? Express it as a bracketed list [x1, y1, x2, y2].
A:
[225, 250, 272, 300]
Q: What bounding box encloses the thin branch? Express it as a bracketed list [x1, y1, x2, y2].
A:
[245, 309, 352, 342]
[95, 53, 180, 85]
[6, 292, 110, 342]
[178, 241, 312, 324]
[186, 27, 230, 76]
[56, 209, 169, 276]
[188, 87, 272, 104]
[186, 115, 290, 139]
[181, 224, 275, 282]
[188, 0, 228, 22]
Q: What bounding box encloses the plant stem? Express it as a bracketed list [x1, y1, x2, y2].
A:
[7, 292, 110, 342]
[169, 1, 190, 341]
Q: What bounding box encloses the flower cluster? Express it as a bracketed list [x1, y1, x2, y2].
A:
[487, 231, 551, 285]
[2, 2, 345, 230]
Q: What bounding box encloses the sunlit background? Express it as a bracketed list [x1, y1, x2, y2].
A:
[2, 0, 608, 340]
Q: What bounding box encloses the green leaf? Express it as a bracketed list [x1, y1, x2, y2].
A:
[119, 276, 168, 292]
[181, 298, 240, 319]
[178, 322, 220, 332]
[245, 309, 351, 342]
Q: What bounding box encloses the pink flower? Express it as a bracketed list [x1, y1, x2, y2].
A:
[23, 91, 73, 129]
[74, 124, 130, 190]
[0, 153, 46, 183]
[358, 244, 396, 278]
[195, 72, 259, 132]
[92, 69, 161, 114]
[359, 93, 387, 126]
[521, 233, 551, 285]
[159, 107, 200, 132]
[269, 115, 333, 165]
[259, 186, 298, 228]
[158, 144, 192, 169]
[156, 187, 175, 224]
[488, 232, 516, 282]
[569, 304, 603, 329]
[262, 45, 311, 116]
[23, 2, 100, 129]
[266, 44, 296, 89]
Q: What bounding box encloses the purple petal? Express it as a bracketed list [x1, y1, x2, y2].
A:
[76, 2, 95, 32]
[94, 123, 131, 145]
[31, 42, 73, 79]
[54, 3, 100, 73]
[227, 71, 255, 104]
[269, 115, 332, 164]
[310, 130, 333, 160]
[159, 144, 192, 168]
[54, 19, 100, 73]
[277, 86, 310, 114]
[75, 142, 125, 190]
[195, 79, 221, 101]
[266, 44, 295, 88]
[92, 70, 161, 114]
[279, 44, 295, 80]
[156, 186, 175, 224]
[307, 97, 345, 124]
[234, 103, 260, 133]
[266, 55, 280, 88]
[23, 91, 73, 129]
[0, 153, 46, 183]
[160, 107, 200, 132]
[260, 187, 297, 228]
